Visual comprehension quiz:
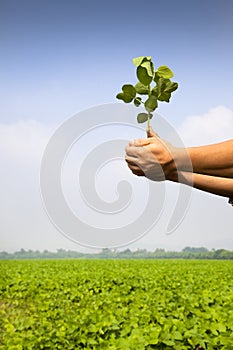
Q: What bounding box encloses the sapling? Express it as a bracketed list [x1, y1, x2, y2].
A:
[116, 56, 178, 134]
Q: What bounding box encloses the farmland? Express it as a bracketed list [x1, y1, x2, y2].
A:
[0, 260, 233, 349]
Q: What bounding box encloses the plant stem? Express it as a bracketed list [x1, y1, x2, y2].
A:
[147, 85, 151, 135]
[147, 112, 150, 134]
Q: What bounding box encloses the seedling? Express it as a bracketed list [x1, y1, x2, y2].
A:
[116, 56, 178, 133]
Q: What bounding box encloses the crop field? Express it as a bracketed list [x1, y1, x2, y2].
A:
[0, 259, 233, 350]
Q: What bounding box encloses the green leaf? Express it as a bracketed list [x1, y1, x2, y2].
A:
[163, 340, 175, 346]
[145, 95, 158, 112]
[116, 92, 132, 103]
[148, 328, 160, 345]
[156, 65, 174, 79]
[116, 84, 136, 103]
[218, 324, 226, 333]
[134, 97, 142, 107]
[164, 81, 178, 93]
[154, 77, 168, 96]
[123, 84, 136, 98]
[173, 331, 183, 340]
[137, 113, 149, 123]
[153, 71, 160, 83]
[159, 78, 169, 93]
[135, 82, 149, 95]
[137, 66, 152, 86]
[141, 61, 154, 77]
[133, 56, 151, 67]
[158, 92, 171, 102]
[151, 86, 158, 97]
[116, 92, 125, 101]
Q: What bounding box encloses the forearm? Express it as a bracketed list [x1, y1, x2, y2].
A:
[175, 140, 233, 178]
[171, 171, 233, 198]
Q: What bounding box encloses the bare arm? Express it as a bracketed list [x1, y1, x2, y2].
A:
[175, 140, 233, 178]
[125, 127, 233, 199]
[171, 171, 233, 198]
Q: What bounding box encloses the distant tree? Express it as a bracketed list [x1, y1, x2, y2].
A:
[182, 247, 208, 253]
[0, 247, 232, 260]
[213, 249, 233, 259]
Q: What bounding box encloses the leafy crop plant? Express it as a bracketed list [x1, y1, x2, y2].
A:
[116, 56, 178, 133]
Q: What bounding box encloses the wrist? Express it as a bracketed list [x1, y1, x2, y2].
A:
[172, 146, 193, 173]
[166, 167, 179, 182]
[167, 169, 194, 186]
[164, 146, 188, 182]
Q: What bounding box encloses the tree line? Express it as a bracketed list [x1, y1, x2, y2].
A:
[0, 247, 233, 260]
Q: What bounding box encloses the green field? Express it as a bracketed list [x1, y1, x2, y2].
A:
[0, 260, 232, 350]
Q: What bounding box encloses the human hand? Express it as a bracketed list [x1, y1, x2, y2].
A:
[125, 127, 178, 181]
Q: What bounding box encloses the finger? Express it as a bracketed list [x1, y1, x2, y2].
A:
[128, 166, 145, 176]
[125, 155, 146, 170]
[125, 159, 144, 172]
[128, 138, 151, 147]
[125, 146, 137, 158]
[125, 156, 137, 165]
[132, 170, 145, 176]
[125, 145, 144, 158]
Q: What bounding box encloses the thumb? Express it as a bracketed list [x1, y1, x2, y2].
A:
[147, 126, 159, 138]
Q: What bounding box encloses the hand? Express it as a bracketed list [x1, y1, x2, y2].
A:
[125, 127, 178, 181]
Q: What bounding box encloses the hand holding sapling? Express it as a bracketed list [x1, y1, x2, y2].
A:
[122, 58, 233, 205]
[125, 127, 179, 181]
[116, 56, 178, 134]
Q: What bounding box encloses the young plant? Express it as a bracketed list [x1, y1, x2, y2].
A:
[116, 56, 178, 133]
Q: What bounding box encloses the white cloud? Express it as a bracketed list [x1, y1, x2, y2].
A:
[178, 106, 233, 146]
[0, 120, 56, 164]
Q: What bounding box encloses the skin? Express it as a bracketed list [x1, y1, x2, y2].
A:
[125, 127, 233, 198]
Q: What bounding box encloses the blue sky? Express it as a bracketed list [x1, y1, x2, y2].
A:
[1, 0, 233, 124]
[0, 0, 233, 252]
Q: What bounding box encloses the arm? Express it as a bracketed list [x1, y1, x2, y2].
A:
[175, 140, 233, 178]
[125, 127, 233, 198]
[171, 171, 233, 198]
